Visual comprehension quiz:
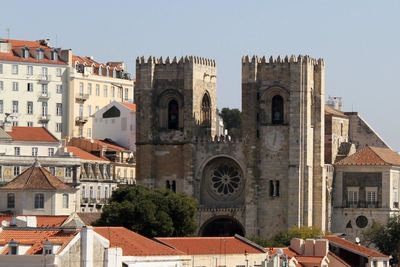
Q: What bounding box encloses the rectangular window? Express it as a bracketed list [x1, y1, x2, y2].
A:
[63, 194, 69, 208]
[87, 83, 92, 95]
[56, 68, 62, 77]
[49, 167, 55, 175]
[347, 187, 359, 207]
[48, 148, 54, 156]
[32, 147, 38, 156]
[103, 85, 108, 97]
[14, 147, 20, 156]
[112, 86, 115, 97]
[42, 102, 48, 116]
[27, 101, 33, 114]
[41, 67, 48, 75]
[27, 83, 33, 92]
[12, 82, 19, 91]
[96, 84, 100, 96]
[41, 84, 48, 95]
[366, 187, 378, 207]
[65, 167, 72, 177]
[12, 64, 18, 74]
[7, 193, 15, 209]
[124, 88, 129, 100]
[34, 193, 44, 209]
[0, 100, 3, 114]
[56, 103, 62, 116]
[12, 101, 18, 113]
[0, 81, 3, 91]
[79, 82, 84, 95]
[13, 166, 20, 176]
[56, 85, 62, 94]
[0, 63, 3, 74]
[10, 245, 18, 255]
[27, 121, 33, 127]
[88, 105, 92, 116]
[118, 88, 122, 98]
[56, 123, 62, 133]
[27, 65, 33, 76]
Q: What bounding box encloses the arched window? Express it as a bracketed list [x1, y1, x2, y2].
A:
[201, 94, 211, 127]
[34, 193, 44, 209]
[168, 99, 179, 129]
[271, 95, 284, 124]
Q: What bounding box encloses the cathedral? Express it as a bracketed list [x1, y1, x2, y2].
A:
[134, 55, 328, 238]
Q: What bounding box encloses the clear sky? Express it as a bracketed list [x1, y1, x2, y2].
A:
[1, 1, 400, 150]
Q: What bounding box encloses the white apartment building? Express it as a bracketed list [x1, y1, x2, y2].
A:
[0, 39, 67, 139]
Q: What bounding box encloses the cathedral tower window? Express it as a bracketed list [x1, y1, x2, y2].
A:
[201, 93, 211, 127]
[168, 99, 179, 130]
[271, 95, 284, 124]
[269, 180, 280, 197]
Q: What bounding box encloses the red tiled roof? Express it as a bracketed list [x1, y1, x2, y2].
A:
[328, 251, 351, 267]
[121, 102, 136, 112]
[0, 39, 67, 65]
[326, 235, 389, 258]
[96, 139, 128, 151]
[66, 146, 108, 162]
[7, 127, 59, 142]
[72, 55, 123, 70]
[0, 228, 78, 255]
[1, 163, 72, 190]
[335, 146, 400, 166]
[94, 227, 184, 256]
[156, 236, 264, 255]
[77, 213, 101, 226]
[0, 215, 68, 228]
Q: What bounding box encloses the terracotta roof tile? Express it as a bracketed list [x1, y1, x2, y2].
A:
[335, 146, 400, 166]
[328, 251, 351, 267]
[156, 236, 264, 255]
[66, 146, 108, 162]
[77, 213, 101, 226]
[0, 228, 77, 255]
[1, 162, 72, 190]
[94, 227, 184, 256]
[121, 102, 136, 112]
[326, 235, 389, 258]
[0, 39, 67, 65]
[0, 215, 68, 228]
[6, 127, 58, 142]
[72, 55, 123, 71]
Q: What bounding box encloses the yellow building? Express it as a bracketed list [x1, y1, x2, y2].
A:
[63, 52, 133, 138]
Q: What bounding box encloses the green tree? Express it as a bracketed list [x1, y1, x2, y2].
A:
[96, 185, 197, 237]
[364, 215, 400, 260]
[219, 108, 241, 137]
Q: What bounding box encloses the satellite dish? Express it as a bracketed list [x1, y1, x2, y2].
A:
[277, 248, 284, 256]
[355, 237, 361, 244]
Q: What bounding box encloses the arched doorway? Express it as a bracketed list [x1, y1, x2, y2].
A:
[200, 217, 245, 237]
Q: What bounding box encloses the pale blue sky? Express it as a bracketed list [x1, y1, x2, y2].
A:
[2, 1, 400, 149]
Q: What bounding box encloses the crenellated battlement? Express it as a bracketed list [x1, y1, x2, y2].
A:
[241, 55, 324, 66]
[136, 55, 216, 67]
[194, 135, 245, 145]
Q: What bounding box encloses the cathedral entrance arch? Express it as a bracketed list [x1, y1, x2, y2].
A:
[200, 217, 245, 237]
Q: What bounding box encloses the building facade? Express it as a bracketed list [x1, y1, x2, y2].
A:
[135, 55, 327, 238]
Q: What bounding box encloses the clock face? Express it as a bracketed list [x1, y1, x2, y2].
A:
[265, 129, 283, 151]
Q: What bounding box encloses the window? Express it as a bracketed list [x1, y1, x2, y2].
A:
[56, 123, 62, 133]
[0, 100, 3, 114]
[34, 193, 44, 209]
[42, 102, 48, 116]
[0, 63, 2, 74]
[79, 82, 84, 95]
[82, 185, 86, 198]
[48, 148, 54, 156]
[7, 193, 15, 209]
[12, 64, 18, 74]
[56, 68, 62, 76]
[118, 88, 122, 98]
[9, 241, 18, 255]
[12, 82, 19, 91]
[106, 68, 109, 77]
[51, 51, 58, 61]
[88, 105, 92, 116]
[41, 84, 48, 95]
[42, 122, 48, 128]
[62, 194, 69, 208]
[56, 84, 62, 94]
[347, 187, 359, 207]
[56, 103, 62, 116]
[22, 48, 29, 58]
[168, 99, 179, 129]
[201, 93, 211, 127]
[124, 88, 129, 100]
[36, 49, 44, 60]
[41, 67, 48, 76]
[87, 83, 92, 95]
[14, 147, 20, 156]
[43, 244, 53, 255]
[27, 65, 33, 76]
[13, 166, 20, 176]
[27, 83, 33, 92]
[49, 167, 55, 175]
[105, 186, 109, 199]
[27, 101, 33, 114]
[12, 121, 18, 127]
[113, 69, 116, 78]
[65, 167, 72, 177]
[27, 121, 33, 127]
[112, 86, 115, 97]
[90, 186, 94, 199]
[98, 66, 102, 76]
[12, 101, 19, 113]
[0, 81, 3, 91]
[32, 147, 38, 156]
[95, 84, 100, 96]
[271, 95, 284, 124]
[366, 187, 377, 207]
[103, 85, 108, 97]
[269, 180, 280, 197]
[78, 127, 83, 137]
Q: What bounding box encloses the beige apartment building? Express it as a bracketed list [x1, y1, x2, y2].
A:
[64, 53, 133, 139]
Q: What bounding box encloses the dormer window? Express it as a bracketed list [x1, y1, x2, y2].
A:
[36, 49, 44, 60]
[8, 240, 18, 255]
[112, 69, 116, 78]
[98, 66, 102, 76]
[43, 241, 53, 255]
[106, 68, 109, 77]
[51, 51, 58, 61]
[22, 48, 29, 59]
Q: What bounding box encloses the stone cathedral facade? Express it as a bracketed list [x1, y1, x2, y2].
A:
[135, 55, 327, 238]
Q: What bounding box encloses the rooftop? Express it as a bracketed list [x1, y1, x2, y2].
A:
[0, 215, 68, 228]
[6, 127, 59, 143]
[121, 102, 136, 112]
[335, 146, 400, 166]
[94, 227, 184, 256]
[66, 146, 109, 162]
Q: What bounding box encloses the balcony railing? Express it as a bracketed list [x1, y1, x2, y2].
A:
[38, 114, 51, 122]
[37, 75, 51, 84]
[75, 93, 89, 102]
[75, 116, 88, 125]
[344, 200, 380, 208]
[38, 92, 51, 99]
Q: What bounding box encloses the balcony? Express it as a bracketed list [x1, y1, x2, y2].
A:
[37, 75, 51, 84]
[75, 93, 89, 102]
[344, 200, 380, 208]
[75, 116, 88, 125]
[38, 92, 51, 100]
[38, 114, 51, 122]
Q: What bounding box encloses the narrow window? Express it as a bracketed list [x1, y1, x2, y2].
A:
[171, 180, 176, 192]
[271, 95, 284, 124]
[48, 148, 54, 156]
[201, 94, 211, 127]
[7, 193, 15, 209]
[62, 194, 69, 208]
[27, 102, 33, 114]
[168, 99, 179, 130]
[32, 147, 38, 156]
[34, 193, 44, 209]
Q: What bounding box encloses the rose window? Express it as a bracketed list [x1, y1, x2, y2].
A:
[211, 165, 242, 196]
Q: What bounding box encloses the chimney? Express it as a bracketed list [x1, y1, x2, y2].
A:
[81, 226, 94, 267]
[289, 238, 304, 255]
[314, 239, 329, 257]
[303, 239, 315, 256]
